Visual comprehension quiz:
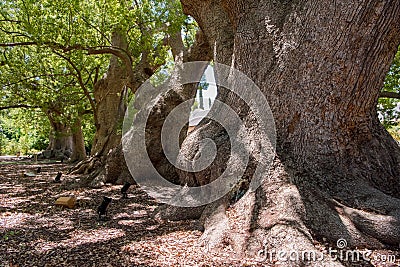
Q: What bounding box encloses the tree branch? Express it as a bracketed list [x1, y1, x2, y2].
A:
[93, 66, 100, 86]
[53, 51, 97, 120]
[168, 30, 187, 61]
[0, 104, 40, 110]
[3, 73, 74, 88]
[0, 19, 22, 23]
[0, 41, 131, 62]
[0, 42, 36, 47]
[187, 29, 212, 62]
[380, 91, 400, 99]
[0, 39, 138, 91]
[87, 47, 132, 63]
[80, 16, 111, 45]
[79, 109, 94, 116]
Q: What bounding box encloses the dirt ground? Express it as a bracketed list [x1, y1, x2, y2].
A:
[0, 157, 399, 267]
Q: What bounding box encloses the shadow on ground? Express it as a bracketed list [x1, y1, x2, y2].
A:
[0, 158, 248, 267]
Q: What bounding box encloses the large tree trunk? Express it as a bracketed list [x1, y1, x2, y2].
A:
[46, 122, 72, 152]
[71, 30, 136, 185]
[123, 30, 213, 218]
[69, 118, 86, 163]
[134, 30, 212, 184]
[90, 32, 128, 159]
[45, 111, 73, 158]
[171, 0, 400, 265]
[74, 28, 212, 187]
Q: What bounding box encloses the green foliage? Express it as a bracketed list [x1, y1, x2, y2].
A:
[379, 45, 400, 127]
[0, 109, 50, 155]
[3, 230, 16, 241]
[0, 0, 191, 153]
[149, 51, 174, 86]
[387, 124, 400, 142]
[80, 114, 96, 152]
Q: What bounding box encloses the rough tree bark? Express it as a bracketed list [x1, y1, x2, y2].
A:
[142, 30, 212, 184]
[69, 118, 86, 163]
[172, 0, 400, 265]
[71, 29, 157, 186]
[73, 27, 211, 187]
[45, 114, 86, 162]
[46, 121, 72, 152]
[71, 30, 129, 180]
[45, 110, 73, 159]
[123, 29, 213, 220]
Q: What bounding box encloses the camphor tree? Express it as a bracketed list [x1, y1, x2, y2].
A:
[1, 0, 213, 185]
[140, 0, 400, 265]
[70, 0, 213, 186]
[1, 0, 191, 176]
[0, 43, 90, 161]
[0, 0, 114, 161]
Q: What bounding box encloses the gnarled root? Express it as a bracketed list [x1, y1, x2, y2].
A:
[194, 159, 400, 266]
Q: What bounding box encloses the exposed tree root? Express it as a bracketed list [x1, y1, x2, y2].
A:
[174, 0, 400, 264]
[70, 156, 102, 175]
[152, 205, 205, 222]
[69, 144, 133, 187]
[175, 113, 400, 266]
[181, 155, 400, 266]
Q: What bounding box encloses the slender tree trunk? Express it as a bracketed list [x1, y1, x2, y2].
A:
[199, 87, 204, 109]
[174, 0, 400, 265]
[69, 118, 86, 163]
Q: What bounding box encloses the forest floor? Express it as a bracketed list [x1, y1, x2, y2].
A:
[0, 157, 399, 267]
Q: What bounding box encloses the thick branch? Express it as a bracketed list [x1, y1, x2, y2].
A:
[0, 42, 36, 47]
[128, 46, 168, 93]
[0, 40, 135, 87]
[2, 73, 74, 88]
[88, 47, 135, 89]
[168, 29, 212, 63]
[187, 29, 212, 62]
[168, 31, 187, 61]
[380, 91, 400, 99]
[0, 19, 22, 23]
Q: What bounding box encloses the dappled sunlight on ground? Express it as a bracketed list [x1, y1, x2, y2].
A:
[0, 159, 398, 266]
[0, 159, 253, 266]
[32, 228, 126, 253]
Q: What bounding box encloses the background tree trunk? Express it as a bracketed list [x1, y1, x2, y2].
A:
[45, 111, 73, 160]
[123, 30, 213, 220]
[46, 122, 72, 152]
[176, 0, 400, 264]
[90, 31, 128, 159]
[69, 118, 86, 163]
[137, 30, 212, 184]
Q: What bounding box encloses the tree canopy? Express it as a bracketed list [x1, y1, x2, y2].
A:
[0, 0, 398, 156]
[0, 0, 197, 155]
